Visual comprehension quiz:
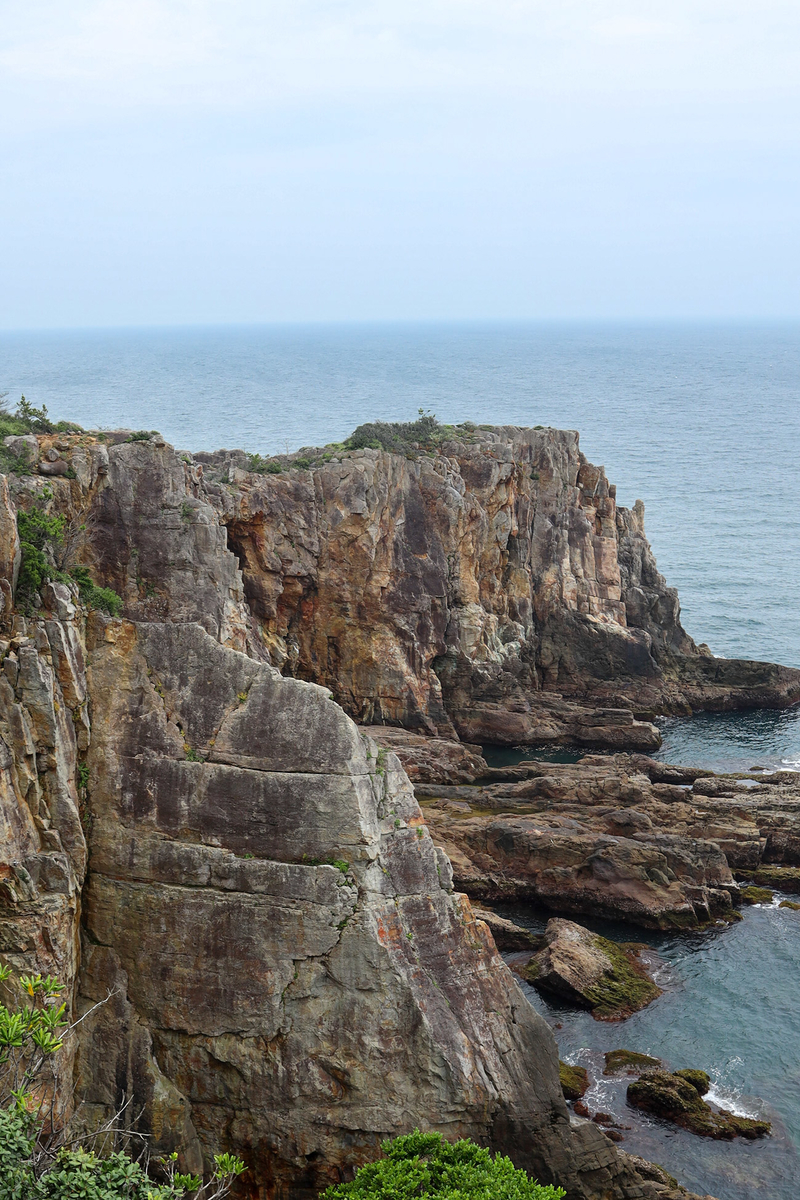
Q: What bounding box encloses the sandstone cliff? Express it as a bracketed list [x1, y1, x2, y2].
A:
[195, 426, 800, 750]
[0, 431, 694, 1200]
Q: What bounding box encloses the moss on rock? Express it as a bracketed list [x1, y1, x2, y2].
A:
[736, 866, 800, 894]
[627, 1071, 771, 1140]
[582, 936, 662, 1020]
[559, 1061, 589, 1100]
[603, 1049, 662, 1076]
[674, 1069, 710, 1095]
[779, 899, 800, 910]
[740, 886, 774, 905]
[524, 919, 662, 1021]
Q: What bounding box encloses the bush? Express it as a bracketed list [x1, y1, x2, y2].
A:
[0, 396, 83, 446]
[322, 1130, 564, 1200]
[16, 506, 67, 607]
[0, 967, 245, 1199]
[345, 411, 443, 457]
[247, 453, 283, 475]
[15, 504, 122, 615]
[68, 566, 123, 616]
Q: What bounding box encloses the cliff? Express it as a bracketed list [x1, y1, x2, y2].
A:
[1, 422, 787, 1199]
[194, 425, 800, 750]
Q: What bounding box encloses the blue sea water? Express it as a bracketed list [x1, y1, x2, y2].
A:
[1, 321, 799, 1198]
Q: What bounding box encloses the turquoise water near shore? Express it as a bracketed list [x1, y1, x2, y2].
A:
[2, 321, 799, 1199]
[498, 901, 800, 1200]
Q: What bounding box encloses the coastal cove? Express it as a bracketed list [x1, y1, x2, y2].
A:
[497, 899, 800, 1200]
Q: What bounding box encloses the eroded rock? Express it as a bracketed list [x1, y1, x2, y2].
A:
[519, 919, 661, 1020]
[627, 1071, 771, 1140]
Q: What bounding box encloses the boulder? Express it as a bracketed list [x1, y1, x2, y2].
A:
[559, 1061, 589, 1100]
[604, 1050, 662, 1076]
[470, 905, 543, 951]
[519, 918, 661, 1020]
[627, 1070, 771, 1139]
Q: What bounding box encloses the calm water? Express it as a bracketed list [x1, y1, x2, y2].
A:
[2, 321, 799, 1198]
[498, 901, 800, 1200]
[484, 708, 800, 775]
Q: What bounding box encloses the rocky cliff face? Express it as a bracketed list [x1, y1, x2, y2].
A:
[0, 431, 687, 1200]
[199, 426, 800, 750]
[3, 422, 791, 1197]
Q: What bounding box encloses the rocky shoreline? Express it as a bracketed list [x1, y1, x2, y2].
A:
[367, 728, 800, 931]
[1, 422, 796, 1200]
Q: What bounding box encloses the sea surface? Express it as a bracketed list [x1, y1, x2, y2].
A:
[1, 321, 799, 1198]
[497, 901, 800, 1200]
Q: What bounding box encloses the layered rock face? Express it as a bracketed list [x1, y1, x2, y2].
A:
[0, 435, 679, 1199]
[75, 617, 642, 1198]
[198, 427, 800, 749]
[2, 425, 792, 1198]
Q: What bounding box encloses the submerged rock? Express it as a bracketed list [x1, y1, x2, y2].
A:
[604, 1049, 662, 1076]
[627, 1070, 771, 1139]
[519, 918, 661, 1020]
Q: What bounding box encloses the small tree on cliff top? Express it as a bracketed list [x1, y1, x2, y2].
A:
[323, 1130, 565, 1200]
[0, 965, 245, 1199]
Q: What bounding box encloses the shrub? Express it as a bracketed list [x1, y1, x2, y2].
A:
[15, 504, 122, 615]
[16, 506, 67, 607]
[69, 566, 123, 616]
[126, 431, 160, 442]
[0, 967, 245, 1199]
[0, 397, 83, 447]
[247, 453, 283, 475]
[345, 410, 443, 457]
[322, 1130, 565, 1200]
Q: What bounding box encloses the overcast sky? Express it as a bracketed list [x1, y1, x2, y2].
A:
[2, 1, 799, 327]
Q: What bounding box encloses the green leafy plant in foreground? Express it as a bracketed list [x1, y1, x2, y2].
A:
[0, 966, 246, 1199]
[322, 1130, 565, 1200]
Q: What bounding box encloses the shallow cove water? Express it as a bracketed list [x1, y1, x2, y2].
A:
[496, 902, 800, 1200]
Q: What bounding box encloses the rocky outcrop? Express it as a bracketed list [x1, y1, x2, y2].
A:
[0, 595, 88, 1119]
[519, 919, 661, 1020]
[196, 426, 800, 748]
[0, 440, 659, 1200]
[0, 426, 790, 1200]
[627, 1071, 771, 1140]
[72, 617, 644, 1199]
[372, 741, 800, 928]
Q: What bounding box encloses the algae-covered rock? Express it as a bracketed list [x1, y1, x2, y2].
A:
[740, 886, 774, 905]
[604, 1049, 662, 1076]
[736, 866, 800, 894]
[559, 1060, 589, 1100]
[674, 1068, 710, 1094]
[627, 1070, 771, 1139]
[779, 899, 800, 910]
[523, 918, 662, 1020]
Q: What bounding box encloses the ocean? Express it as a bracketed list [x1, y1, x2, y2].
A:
[1, 320, 798, 1198]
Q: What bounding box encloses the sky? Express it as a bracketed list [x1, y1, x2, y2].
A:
[1, 1, 800, 328]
